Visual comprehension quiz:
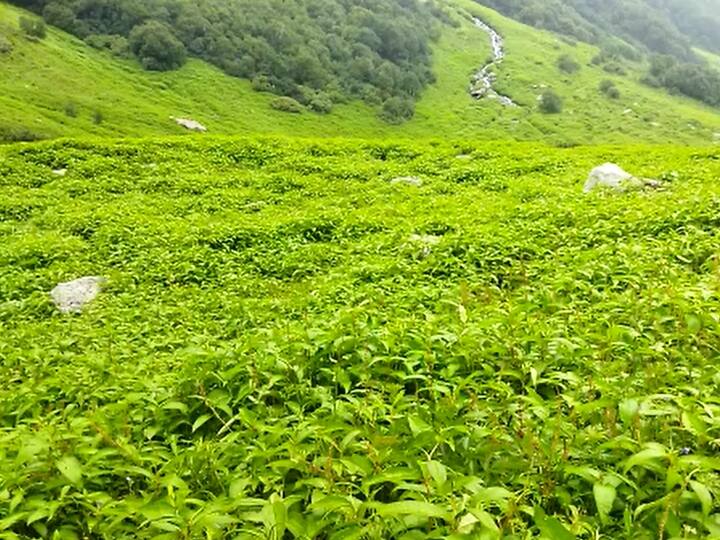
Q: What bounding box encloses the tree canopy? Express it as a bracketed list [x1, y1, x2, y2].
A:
[10, 0, 448, 121]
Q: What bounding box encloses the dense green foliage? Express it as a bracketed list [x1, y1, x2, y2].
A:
[476, 0, 720, 108]
[2, 137, 720, 538]
[8, 0, 447, 119]
[539, 90, 563, 114]
[17, 13, 43, 37]
[644, 54, 720, 108]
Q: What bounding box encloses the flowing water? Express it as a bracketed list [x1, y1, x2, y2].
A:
[469, 17, 516, 107]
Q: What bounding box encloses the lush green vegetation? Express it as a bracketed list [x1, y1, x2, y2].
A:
[2, 137, 720, 538]
[475, 0, 720, 107]
[3, 0, 720, 145]
[7, 0, 447, 120]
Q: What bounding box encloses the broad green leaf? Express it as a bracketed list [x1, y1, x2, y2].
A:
[689, 480, 712, 516]
[56, 456, 82, 485]
[375, 501, 449, 520]
[534, 507, 575, 540]
[593, 483, 616, 524]
[424, 460, 447, 488]
[624, 446, 668, 472]
[192, 414, 212, 432]
[619, 399, 639, 424]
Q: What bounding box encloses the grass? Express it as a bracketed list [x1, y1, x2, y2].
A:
[2, 136, 720, 538]
[1, 0, 720, 144]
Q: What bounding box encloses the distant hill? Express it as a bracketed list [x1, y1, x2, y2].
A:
[1, 0, 719, 144]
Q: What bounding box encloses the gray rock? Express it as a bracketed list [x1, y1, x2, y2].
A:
[51, 276, 105, 314]
[583, 163, 644, 193]
[52, 168, 67, 176]
[391, 176, 423, 187]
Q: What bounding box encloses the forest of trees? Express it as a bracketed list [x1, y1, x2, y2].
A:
[10, 0, 450, 122]
[478, 0, 720, 108]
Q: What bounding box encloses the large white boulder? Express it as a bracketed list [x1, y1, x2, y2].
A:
[51, 276, 105, 314]
[583, 163, 643, 193]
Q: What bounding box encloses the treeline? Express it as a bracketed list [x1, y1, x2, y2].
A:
[477, 0, 720, 108]
[644, 55, 720, 107]
[10, 0, 450, 122]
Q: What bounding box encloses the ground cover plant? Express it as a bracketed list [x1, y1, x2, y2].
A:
[1, 137, 720, 538]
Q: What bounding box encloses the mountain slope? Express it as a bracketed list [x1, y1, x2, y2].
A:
[2, 0, 720, 144]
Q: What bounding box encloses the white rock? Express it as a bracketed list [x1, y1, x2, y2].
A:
[52, 168, 67, 176]
[172, 117, 207, 132]
[583, 163, 643, 193]
[51, 276, 105, 314]
[391, 176, 423, 187]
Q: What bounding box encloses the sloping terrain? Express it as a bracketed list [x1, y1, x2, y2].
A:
[2, 137, 720, 537]
[1, 0, 720, 144]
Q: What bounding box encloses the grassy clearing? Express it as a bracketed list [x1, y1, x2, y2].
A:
[2, 137, 720, 538]
[1, 0, 720, 144]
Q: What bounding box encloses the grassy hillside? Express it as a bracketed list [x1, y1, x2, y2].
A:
[2, 136, 720, 538]
[1, 0, 720, 144]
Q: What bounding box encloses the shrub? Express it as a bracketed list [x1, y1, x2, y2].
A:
[42, 2, 76, 32]
[251, 75, 274, 93]
[380, 96, 415, 124]
[270, 97, 304, 113]
[92, 110, 104, 125]
[0, 35, 12, 54]
[603, 62, 627, 76]
[19, 16, 46, 39]
[557, 54, 580, 74]
[539, 89, 563, 113]
[129, 21, 186, 71]
[64, 102, 78, 118]
[85, 34, 131, 58]
[0, 125, 45, 142]
[308, 94, 333, 114]
[599, 79, 621, 99]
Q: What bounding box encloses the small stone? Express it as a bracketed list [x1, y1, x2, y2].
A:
[679, 447, 692, 456]
[52, 168, 67, 176]
[172, 117, 207, 132]
[51, 276, 105, 314]
[390, 176, 423, 187]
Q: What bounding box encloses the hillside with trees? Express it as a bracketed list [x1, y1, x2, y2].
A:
[8, 0, 449, 122]
[476, 0, 720, 108]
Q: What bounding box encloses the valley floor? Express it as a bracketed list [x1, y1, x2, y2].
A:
[2, 137, 720, 537]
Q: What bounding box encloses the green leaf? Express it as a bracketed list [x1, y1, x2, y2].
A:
[424, 460, 447, 488]
[534, 507, 575, 540]
[192, 414, 212, 432]
[689, 480, 712, 516]
[624, 446, 668, 473]
[375, 501, 449, 520]
[619, 398, 639, 424]
[593, 483, 616, 524]
[56, 456, 82, 485]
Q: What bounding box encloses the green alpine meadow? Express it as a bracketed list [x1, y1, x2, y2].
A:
[1, 0, 720, 539]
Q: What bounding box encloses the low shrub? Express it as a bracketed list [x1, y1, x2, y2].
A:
[270, 97, 304, 113]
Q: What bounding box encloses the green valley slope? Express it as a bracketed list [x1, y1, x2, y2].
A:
[1, 0, 720, 143]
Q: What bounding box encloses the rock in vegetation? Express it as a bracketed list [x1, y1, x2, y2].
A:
[173, 117, 207, 132]
[51, 277, 105, 314]
[583, 163, 657, 192]
[52, 168, 67, 176]
[391, 176, 423, 187]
